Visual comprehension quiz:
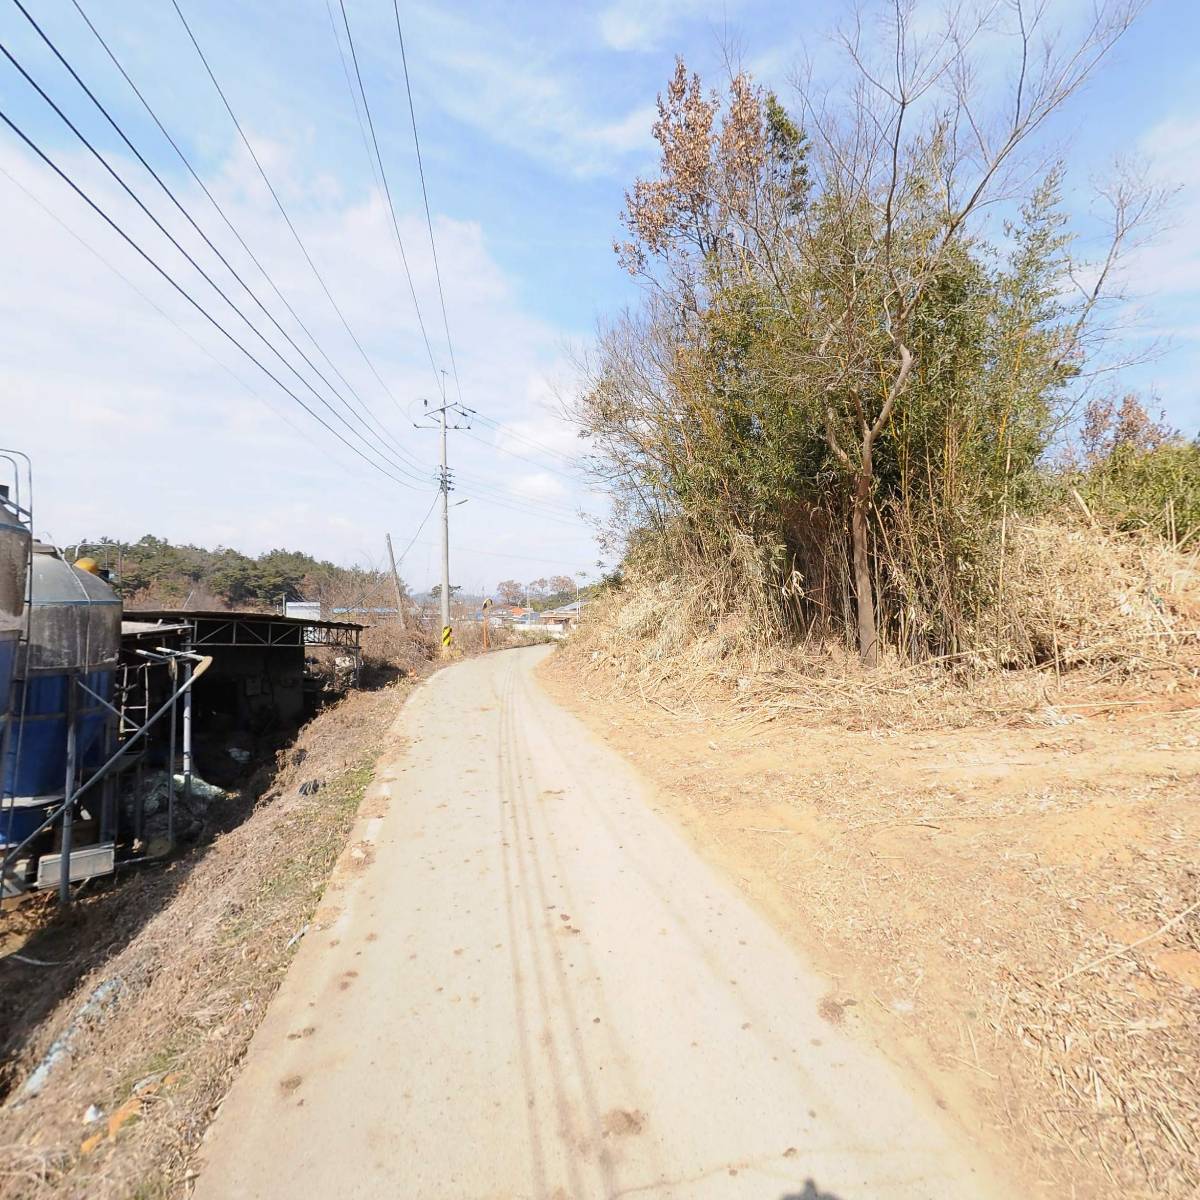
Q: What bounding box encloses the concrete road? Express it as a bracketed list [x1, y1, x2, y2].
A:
[195, 646, 1002, 1200]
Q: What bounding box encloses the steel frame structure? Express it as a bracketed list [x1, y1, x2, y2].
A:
[127, 611, 363, 650]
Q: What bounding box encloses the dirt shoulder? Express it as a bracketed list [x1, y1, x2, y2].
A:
[538, 653, 1200, 1200]
[0, 679, 415, 1200]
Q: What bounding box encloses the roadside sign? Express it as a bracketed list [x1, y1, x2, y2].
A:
[441, 625, 452, 647]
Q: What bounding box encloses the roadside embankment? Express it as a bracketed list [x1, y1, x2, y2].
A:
[542, 538, 1200, 1200]
[0, 674, 415, 1200]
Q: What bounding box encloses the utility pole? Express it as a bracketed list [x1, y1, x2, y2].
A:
[415, 393, 471, 653]
[438, 401, 450, 644]
[384, 533, 406, 627]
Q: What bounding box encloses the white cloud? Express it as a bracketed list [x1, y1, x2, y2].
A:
[0, 132, 603, 585]
[1128, 116, 1200, 301]
[510, 471, 568, 502]
[401, 5, 656, 178]
[598, 0, 740, 53]
[590, 105, 659, 157]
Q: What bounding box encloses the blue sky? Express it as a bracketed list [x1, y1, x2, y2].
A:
[2, 0, 1197, 591]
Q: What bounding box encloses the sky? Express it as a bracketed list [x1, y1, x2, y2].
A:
[1, 0, 1198, 593]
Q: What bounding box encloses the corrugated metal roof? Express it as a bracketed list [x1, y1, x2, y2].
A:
[121, 620, 192, 637]
[126, 609, 366, 632]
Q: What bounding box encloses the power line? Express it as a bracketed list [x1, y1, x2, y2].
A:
[392, 0, 462, 408]
[455, 487, 587, 529]
[335, 0, 445, 399]
[0, 162, 361, 478]
[407, 537, 594, 567]
[0, 39, 428, 487]
[169, 0, 409, 413]
[68, 0, 423, 475]
[460, 427, 580, 482]
[468, 409, 582, 468]
[453, 472, 585, 519]
[0, 106, 422, 491]
[322, 0, 382, 198]
[394, 493, 440, 564]
[16, 0, 428, 485]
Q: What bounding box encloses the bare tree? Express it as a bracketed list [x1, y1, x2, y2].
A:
[596, 0, 1154, 665]
[791, 0, 1144, 662]
[496, 579, 525, 606]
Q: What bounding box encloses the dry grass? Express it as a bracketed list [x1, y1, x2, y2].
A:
[544, 518, 1200, 1199]
[358, 618, 438, 684]
[0, 680, 413, 1200]
[0, 613, 520, 1199]
[542, 655, 1200, 1200]
[565, 520, 1199, 731]
[357, 615, 519, 678]
[992, 519, 1200, 668]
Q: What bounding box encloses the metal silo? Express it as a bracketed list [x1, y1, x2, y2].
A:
[2, 542, 122, 847]
[0, 486, 31, 814]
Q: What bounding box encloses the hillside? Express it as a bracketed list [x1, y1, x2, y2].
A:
[72, 535, 396, 611]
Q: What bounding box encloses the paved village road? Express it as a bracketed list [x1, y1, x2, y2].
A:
[194, 645, 1002, 1200]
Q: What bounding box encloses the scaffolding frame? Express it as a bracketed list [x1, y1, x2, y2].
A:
[126, 610, 364, 651]
[0, 648, 210, 903]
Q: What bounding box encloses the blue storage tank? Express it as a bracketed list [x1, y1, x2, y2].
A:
[2, 542, 121, 846]
[0, 489, 31, 782]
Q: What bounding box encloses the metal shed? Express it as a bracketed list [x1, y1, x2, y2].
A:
[125, 611, 363, 733]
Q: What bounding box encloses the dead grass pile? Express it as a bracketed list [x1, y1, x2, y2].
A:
[564, 520, 1199, 729]
[998, 788, 1200, 1198]
[993, 520, 1198, 669]
[356, 617, 517, 681]
[0, 681, 411, 1200]
[359, 619, 437, 680]
[539, 655, 1200, 1199]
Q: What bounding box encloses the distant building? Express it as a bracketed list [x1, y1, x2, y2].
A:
[490, 604, 533, 623]
[536, 600, 587, 631]
[285, 600, 321, 621]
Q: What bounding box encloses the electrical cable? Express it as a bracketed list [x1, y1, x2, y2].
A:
[467, 409, 582, 467]
[0, 106, 422, 491]
[170, 0, 411, 412]
[393, 493, 440, 564]
[322, 0, 383, 199]
[454, 488, 586, 528]
[460, 428, 581, 482]
[392, 0, 462, 408]
[10, 7, 596, 539]
[335, 0, 445, 399]
[0, 39, 430, 486]
[19, 0, 429, 483]
[69, 0, 416, 467]
[409, 538, 594, 568]
[452, 474, 585, 520]
[0, 162, 372, 483]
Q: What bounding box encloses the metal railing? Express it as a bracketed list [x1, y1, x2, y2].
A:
[0, 648, 212, 903]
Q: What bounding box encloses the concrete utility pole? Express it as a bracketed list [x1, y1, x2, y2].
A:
[438, 401, 451, 642]
[385, 533, 406, 628]
[415, 394, 471, 652]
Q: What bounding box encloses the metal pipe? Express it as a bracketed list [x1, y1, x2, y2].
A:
[74, 678, 124, 721]
[0, 654, 212, 872]
[59, 674, 77, 904]
[133, 692, 144, 847]
[182, 658, 193, 816]
[0, 472, 34, 904]
[166, 666, 177, 848]
[99, 703, 116, 843]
